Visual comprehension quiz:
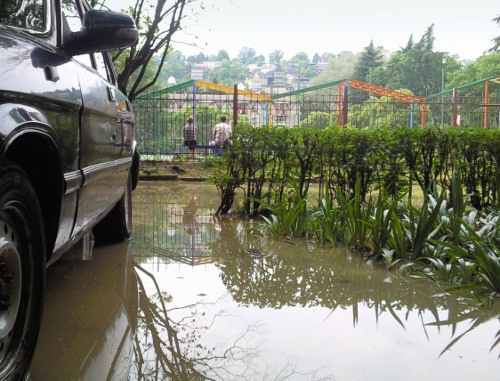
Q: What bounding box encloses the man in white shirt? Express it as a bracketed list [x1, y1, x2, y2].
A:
[211, 116, 232, 155]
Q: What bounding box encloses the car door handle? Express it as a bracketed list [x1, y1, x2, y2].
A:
[43, 66, 60, 82]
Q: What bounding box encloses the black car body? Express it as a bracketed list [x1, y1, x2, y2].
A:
[0, 0, 139, 379]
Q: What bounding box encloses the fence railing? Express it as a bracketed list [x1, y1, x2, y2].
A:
[132, 78, 499, 159]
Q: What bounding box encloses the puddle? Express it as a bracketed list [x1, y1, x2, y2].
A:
[28, 182, 499, 380]
[129, 182, 500, 381]
[30, 240, 137, 381]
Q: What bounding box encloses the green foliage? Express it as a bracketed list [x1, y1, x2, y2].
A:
[261, 183, 499, 295]
[208, 59, 248, 86]
[211, 124, 500, 295]
[301, 112, 334, 129]
[429, 210, 500, 295]
[447, 53, 500, 88]
[310, 51, 358, 86]
[110, 0, 191, 100]
[335, 177, 373, 250]
[314, 187, 344, 246]
[214, 125, 500, 214]
[385, 209, 408, 259]
[288, 127, 322, 198]
[258, 184, 318, 240]
[353, 40, 385, 82]
[404, 195, 444, 260]
[158, 50, 191, 84]
[376, 25, 463, 96]
[269, 50, 284, 64]
[490, 15, 500, 53]
[368, 192, 397, 257]
[463, 226, 500, 294]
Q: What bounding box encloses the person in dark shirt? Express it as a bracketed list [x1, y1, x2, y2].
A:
[183, 117, 197, 159]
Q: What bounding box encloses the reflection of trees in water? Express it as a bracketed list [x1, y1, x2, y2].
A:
[130, 263, 333, 380]
[130, 264, 257, 380]
[212, 230, 500, 357]
[132, 186, 499, 364]
[215, 240, 417, 311]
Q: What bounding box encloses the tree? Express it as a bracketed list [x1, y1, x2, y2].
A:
[215, 49, 230, 61]
[401, 35, 414, 53]
[311, 51, 358, 85]
[352, 40, 384, 82]
[108, 0, 198, 101]
[269, 50, 284, 64]
[287, 52, 312, 78]
[254, 54, 266, 65]
[290, 51, 309, 65]
[187, 52, 206, 64]
[379, 25, 461, 96]
[158, 50, 190, 85]
[209, 60, 247, 86]
[237, 47, 257, 65]
[490, 15, 500, 52]
[447, 53, 500, 88]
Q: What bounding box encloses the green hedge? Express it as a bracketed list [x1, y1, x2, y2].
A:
[211, 125, 500, 216]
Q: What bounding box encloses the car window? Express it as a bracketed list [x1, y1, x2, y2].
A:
[61, 0, 92, 67]
[61, 0, 82, 33]
[93, 52, 112, 82]
[0, 0, 46, 32]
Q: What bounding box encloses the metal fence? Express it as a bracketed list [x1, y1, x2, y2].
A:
[132, 190, 220, 266]
[132, 77, 499, 159]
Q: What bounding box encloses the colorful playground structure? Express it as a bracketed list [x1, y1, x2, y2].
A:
[133, 76, 499, 158]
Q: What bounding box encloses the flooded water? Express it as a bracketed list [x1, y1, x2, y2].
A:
[30, 239, 137, 380]
[31, 182, 499, 380]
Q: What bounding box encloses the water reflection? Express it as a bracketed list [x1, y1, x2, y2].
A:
[133, 183, 219, 266]
[131, 263, 264, 380]
[131, 182, 500, 380]
[215, 243, 500, 358]
[30, 241, 138, 380]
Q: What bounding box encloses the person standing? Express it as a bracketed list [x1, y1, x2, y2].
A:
[211, 116, 232, 156]
[183, 117, 197, 160]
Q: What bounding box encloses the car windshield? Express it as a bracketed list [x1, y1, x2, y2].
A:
[0, 0, 46, 32]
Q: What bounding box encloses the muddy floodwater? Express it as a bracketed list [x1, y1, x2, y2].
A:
[30, 182, 498, 380]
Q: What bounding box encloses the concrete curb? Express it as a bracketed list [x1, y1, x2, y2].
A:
[139, 175, 207, 182]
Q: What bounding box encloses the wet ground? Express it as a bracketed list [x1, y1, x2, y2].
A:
[30, 182, 499, 380]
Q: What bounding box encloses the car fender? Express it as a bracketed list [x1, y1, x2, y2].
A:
[0, 103, 60, 157]
[0, 103, 66, 256]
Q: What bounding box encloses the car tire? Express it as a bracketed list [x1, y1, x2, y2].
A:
[0, 162, 45, 381]
[93, 172, 132, 244]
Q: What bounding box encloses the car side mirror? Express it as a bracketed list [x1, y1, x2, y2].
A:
[66, 10, 138, 55]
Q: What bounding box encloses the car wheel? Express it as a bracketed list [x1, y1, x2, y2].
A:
[93, 172, 132, 244]
[0, 162, 45, 381]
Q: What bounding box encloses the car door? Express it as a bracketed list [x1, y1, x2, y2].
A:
[60, 0, 128, 236]
[93, 51, 135, 172]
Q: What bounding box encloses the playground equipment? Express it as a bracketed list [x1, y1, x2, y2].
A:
[337, 79, 427, 129]
[427, 75, 499, 129]
[133, 76, 499, 158]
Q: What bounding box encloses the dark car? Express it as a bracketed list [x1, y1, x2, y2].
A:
[0, 0, 139, 379]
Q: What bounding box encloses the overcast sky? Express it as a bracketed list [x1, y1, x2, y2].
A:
[106, 0, 499, 61]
